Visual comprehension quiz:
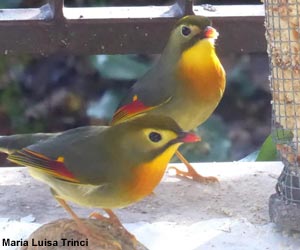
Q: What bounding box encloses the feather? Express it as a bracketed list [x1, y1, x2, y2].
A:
[8, 149, 79, 183]
[112, 97, 154, 124]
[112, 95, 172, 124]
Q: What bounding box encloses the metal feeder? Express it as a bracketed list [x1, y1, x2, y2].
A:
[264, 0, 300, 231]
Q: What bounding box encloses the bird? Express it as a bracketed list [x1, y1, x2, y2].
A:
[0, 114, 199, 245]
[111, 15, 226, 183]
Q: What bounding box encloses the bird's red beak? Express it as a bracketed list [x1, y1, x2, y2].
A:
[204, 26, 219, 39]
[178, 132, 201, 143]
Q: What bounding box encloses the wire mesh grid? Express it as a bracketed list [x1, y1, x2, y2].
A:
[265, 0, 300, 203]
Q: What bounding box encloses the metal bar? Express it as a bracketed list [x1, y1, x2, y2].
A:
[49, 0, 64, 20]
[177, 0, 194, 15]
[0, 3, 265, 56]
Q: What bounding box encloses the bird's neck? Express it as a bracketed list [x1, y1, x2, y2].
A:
[124, 143, 180, 201]
[177, 39, 226, 101]
[159, 41, 182, 71]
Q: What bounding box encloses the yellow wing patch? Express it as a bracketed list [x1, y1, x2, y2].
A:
[57, 156, 65, 162]
[133, 95, 138, 101]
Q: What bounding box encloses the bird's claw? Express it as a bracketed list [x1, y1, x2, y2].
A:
[90, 210, 137, 246]
[168, 166, 219, 184]
[89, 211, 108, 221]
[78, 220, 122, 250]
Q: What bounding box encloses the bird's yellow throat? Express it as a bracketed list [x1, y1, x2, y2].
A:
[177, 38, 225, 101]
[125, 143, 180, 202]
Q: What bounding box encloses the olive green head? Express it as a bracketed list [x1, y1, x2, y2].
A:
[109, 115, 200, 163]
[164, 15, 218, 57]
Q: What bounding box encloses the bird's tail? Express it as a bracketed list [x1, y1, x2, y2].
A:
[0, 133, 57, 154]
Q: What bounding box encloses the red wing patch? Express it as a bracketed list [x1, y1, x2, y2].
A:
[8, 149, 80, 183]
[111, 98, 153, 125]
[112, 95, 172, 125]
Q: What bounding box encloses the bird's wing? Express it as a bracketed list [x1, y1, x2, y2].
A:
[8, 148, 80, 183]
[7, 126, 109, 184]
[112, 95, 172, 124]
[0, 133, 60, 154]
[111, 66, 175, 124]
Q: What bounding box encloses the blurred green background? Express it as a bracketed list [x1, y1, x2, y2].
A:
[0, 0, 270, 164]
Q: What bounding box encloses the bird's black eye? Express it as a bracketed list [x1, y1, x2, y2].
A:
[149, 132, 162, 143]
[181, 26, 191, 36]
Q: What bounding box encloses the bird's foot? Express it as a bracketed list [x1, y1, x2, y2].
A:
[55, 197, 121, 249]
[171, 150, 219, 184]
[89, 209, 137, 245]
[80, 221, 122, 250]
[169, 165, 219, 183]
